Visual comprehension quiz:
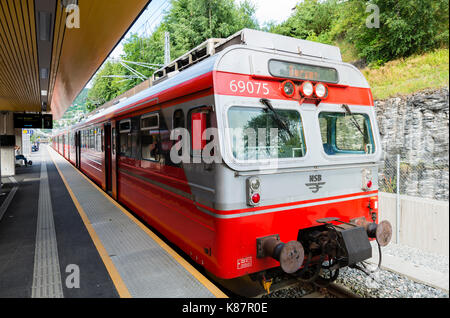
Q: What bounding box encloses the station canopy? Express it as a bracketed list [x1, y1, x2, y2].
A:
[0, 0, 149, 119]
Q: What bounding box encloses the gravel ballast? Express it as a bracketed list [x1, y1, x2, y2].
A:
[264, 243, 449, 298]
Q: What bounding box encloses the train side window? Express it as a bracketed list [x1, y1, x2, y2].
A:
[188, 107, 212, 157]
[96, 128, 102, 152]
[112, 128, 116, 155]
[130, 116, 140, 159]
[119, 120, 132, 157]
[90, 129, 95, 149]
[173, 109, 185, 129]
[141, 113, 160, 162]
[101, 128, 104, 152]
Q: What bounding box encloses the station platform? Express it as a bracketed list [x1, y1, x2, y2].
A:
[0, 146, 226, 298]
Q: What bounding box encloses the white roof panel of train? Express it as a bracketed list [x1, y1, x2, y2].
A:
[234, 29, 342, 61]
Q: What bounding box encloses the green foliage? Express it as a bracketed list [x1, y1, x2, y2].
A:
[86, 61, 124, 111]
[163, 0, 258, 59]
[120, 27, 167, 90]
[272, 0, 449, 63]
[342, 0, 449, 63]
[270, 0, 338, 45]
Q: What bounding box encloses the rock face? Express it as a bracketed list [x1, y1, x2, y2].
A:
[375, 88, 449, 201]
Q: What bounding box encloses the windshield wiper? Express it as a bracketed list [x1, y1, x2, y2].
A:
[341, 104, 365, 137]
[260, 98, 293, 138]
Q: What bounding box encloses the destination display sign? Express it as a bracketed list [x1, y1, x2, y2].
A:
[13, 113, 53, 129]
[269, 60, 339, 83]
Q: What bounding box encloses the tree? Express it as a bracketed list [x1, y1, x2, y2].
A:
[86, 61, 124, 111]
[332, 0, 449, 63]
[270, 0, 338, 45]
[120, 27, 167, 91]
[163, 0, 258, 59]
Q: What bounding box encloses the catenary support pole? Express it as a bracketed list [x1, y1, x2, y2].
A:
[396, 154, 400, 244]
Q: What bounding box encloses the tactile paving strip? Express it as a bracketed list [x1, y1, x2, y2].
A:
[31, 152, 64, 298]
[51, 148, 215, 298]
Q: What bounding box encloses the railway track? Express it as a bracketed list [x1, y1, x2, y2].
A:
[316, 283, 361, 298]
[254, 278, 361, 298]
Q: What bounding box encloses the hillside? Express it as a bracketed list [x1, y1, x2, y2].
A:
[361, 49, 449, 100]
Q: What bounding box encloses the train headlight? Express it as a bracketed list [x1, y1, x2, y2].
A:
[314, 83, 328, 99]
[250, 178, 260, 191]
[362, 169, 373, 191]
[281, 80, 295, 97]
[247, 177, 261, 206]
[300, 81, 314, 97]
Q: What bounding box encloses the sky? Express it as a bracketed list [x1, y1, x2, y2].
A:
[237, 0, 299, 26]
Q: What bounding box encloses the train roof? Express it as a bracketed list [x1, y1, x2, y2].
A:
[69, 29, 365, 130]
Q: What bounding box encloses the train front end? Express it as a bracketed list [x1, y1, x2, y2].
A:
[208, 29, 392, 281]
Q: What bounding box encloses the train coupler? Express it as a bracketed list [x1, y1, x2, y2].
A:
[256, 235, 305, 274]
[292, 217, 392, 283]
[351, 217, 393, 247]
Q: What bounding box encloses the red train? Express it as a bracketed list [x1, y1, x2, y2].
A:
[53, 29, 392, 284]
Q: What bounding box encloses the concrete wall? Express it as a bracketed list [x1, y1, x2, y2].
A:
[379, 192, 449, 256]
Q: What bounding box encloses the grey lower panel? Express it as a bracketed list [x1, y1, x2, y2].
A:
[51, 148, 215, 298]
[32, 152, 64, 298]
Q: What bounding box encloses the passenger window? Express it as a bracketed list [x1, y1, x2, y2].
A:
[173, 110, 185, 129]
[90, 129, 95, 149]
[112, 128, 116, 155]
[98, 128, 103, 152]
[141, 113, 160, 162]
[119, 120, 132, 157]
[188, 107, 212, 156]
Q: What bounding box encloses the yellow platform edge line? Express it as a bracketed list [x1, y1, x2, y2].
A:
[49, 147, 228, 299]
[48, 148, 132, 298]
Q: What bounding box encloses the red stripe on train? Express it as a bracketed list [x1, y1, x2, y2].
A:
[214, 71, 374, 106]
[196, 190, 378, 216]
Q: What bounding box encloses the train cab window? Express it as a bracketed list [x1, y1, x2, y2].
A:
[141, 113, 160, 162]
[319, 112, 375, 155]
[227, 106, 306, 160]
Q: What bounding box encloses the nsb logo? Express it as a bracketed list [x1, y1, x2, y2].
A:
[305, 174, 325, 193]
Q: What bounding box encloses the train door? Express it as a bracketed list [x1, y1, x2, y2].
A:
[104, 123, 114, 196]
[111, 121, 118, 199]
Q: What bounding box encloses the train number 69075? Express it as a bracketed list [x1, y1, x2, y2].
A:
[229, 80, 270, 95]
